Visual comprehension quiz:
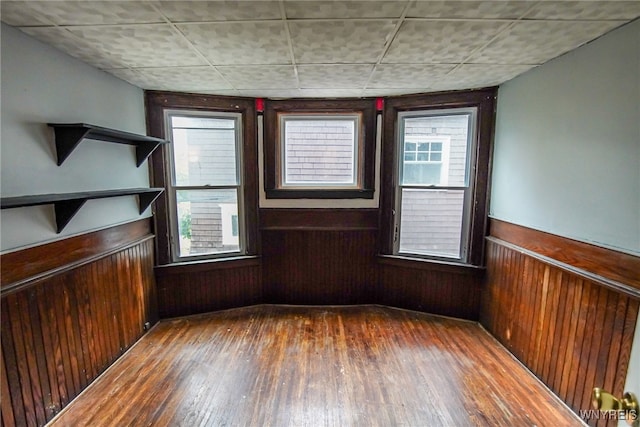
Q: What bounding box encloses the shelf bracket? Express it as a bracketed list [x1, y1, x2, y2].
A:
[137, 190, 163, 214]
[54, 199, 88, 233]
[136, 141, 162, 167]
[52, 126, 92, 166]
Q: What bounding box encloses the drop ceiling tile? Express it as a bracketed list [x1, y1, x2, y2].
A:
[177, 22, 291, 65]
[431, 64, 535, 90]
[383, 20, 509, 64]
[289, 20, 397, 64]
[19, 27, 128, 69]
[468, 20, 624, 65]
[284, 1, 406, 19]
[368, 64, 454, 88]
[1, 1, 163, 26]
[363, 88, 432, 96]
[218, 65, 298, 89]
[525, 1, 640, 20]
[299, 88, 366, 98]
[64, 24, 206, 68]
[297, 64, 374, 88]
[154, 1, 281, 22]
[407, 1, 533, 19]
[107, 67, 233, 91]
[239, 89, 303, 98]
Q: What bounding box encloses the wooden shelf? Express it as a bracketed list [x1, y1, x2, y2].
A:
[1, 188, 164, 233]
[48, 123, 168, 166]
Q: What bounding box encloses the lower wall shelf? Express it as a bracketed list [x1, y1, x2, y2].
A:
[1, 188, 164, 233]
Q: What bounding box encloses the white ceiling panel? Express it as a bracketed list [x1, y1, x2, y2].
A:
[177, 22, 291, 65]
[407, 1, 533, 19]
[525, 1, 640, 20]
[64, 24, 206, 68]
[298, 64, 374, 88]
[299, 88, 367, 98]
[20, 27, 129, 69]
[107, 67, 233, 91]
[289, 20, 397, 64]
[0, 1, 163, 26]
[469, 20, 625, 65]
[218, 65, 298, 89]
[285, 1, 406, 19]
[2, 0, 638, 98]
[383, 20, 509, 64]
[239, 89, 302, 98]
[368, 64, 454, 88]
[431, 64, 535, 91]
[154, 1, 281, 22]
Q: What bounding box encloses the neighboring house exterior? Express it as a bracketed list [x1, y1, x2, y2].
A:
[400, 114, 469, 257]
[185, 115, 468, 258]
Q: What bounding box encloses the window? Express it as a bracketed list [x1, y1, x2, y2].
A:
[264, 99, 376, 199]
[166, 111, 244, 260]
[280, 115, 359, 188]
[397, 110, 475, 260]
[380, 89, 496, 266]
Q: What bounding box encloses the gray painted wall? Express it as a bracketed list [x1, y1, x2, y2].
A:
[491, 19, 639, 256]
[492, 19, 640, 417]
[1, 23, 149, 252]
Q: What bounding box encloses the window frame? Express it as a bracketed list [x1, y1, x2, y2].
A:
[395, 108, 476, 262]
[164, 110, 245, 262]
[263, 99, 376, 199]
[145, 91, 259, 265]
[379, 88, 497, 267]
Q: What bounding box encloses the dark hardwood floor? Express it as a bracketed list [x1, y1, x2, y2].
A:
[48, 305, 583, 426]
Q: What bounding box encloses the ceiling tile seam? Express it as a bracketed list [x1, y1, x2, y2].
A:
[362, 0, 414, 93]
[145, 0, 238, 94]
[444, 0, 544, 78]
[279, 0, 300, 91]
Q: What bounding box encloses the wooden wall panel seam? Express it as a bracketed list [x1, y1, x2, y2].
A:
[486, 236, 640, 300]
[1, 236, 156, 426]
[1, 235, 155, 297]
[481, 238, 639, 427]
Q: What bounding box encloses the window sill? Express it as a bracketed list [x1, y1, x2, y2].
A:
[155, 255, 261, 276]
[377, 254, 484, 275]
[266, 189, 374, 199]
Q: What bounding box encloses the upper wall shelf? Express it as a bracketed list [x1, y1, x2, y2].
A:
[48, 123, 169, 167]
[1, 188, 164, 233]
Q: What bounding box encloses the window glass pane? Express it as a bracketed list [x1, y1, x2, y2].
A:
[171, 116, 237, 186]
[399, 189, 464, 258]
[404, 163, 442, 185]
[403, 114, 470, 187]
[416, 153, 429, 161]
[405, 142, 416, 152]
[283, 119, 356, 185]
[176, 189, 239, 257]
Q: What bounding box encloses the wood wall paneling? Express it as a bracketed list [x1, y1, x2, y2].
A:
[378, 263, 482, 320]
[481, 223, 640, 427]
[0, 221, 157, 426]
[155, 259, 262, 319]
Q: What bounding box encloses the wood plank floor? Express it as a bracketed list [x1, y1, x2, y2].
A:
[49, 305, 584, 426]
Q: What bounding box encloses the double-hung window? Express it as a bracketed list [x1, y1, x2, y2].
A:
[165, 110, 244, 260]
[381, 89, 496, 266]
[396, 109, 476, 261]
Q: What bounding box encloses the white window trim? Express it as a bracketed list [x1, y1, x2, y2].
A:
[164, 109, 245, 262]
[278, 114, 360, 190]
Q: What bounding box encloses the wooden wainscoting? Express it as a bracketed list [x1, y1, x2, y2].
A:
[0, 219, 157, 427]
[481, 219, 640, 427]
[154, 258, 262, 319]
[378, 257, 483, 320]
[261, 209, 379, 305]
